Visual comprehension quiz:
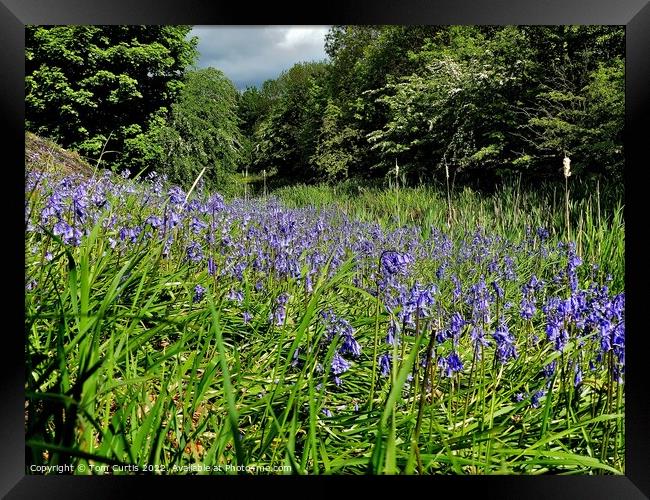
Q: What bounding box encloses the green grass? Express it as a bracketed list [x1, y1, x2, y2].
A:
[25, 171, 624, 475]
[273, 179, 624, 292]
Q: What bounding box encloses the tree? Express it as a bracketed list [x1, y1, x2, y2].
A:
[251, 62, 328, 181]
[322, 25, 445, 179]
[515, 26, 625, 178]
[366, 26, 528, 184]
[25, 25, 198, 172]
[234, 25, 626, 188]
[153, 68, 244, 190]
[311, 101, 362, 181]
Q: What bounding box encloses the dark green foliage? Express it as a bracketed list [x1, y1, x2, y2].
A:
[25, 25, 198, 172]
[251, 62, 328, 182]
[311, 101, 362, 182]
[27, 25, 624, 189]
[242, 25, 624, 187]
[151, 68, 244, 190]
[516, 26, 625, 179]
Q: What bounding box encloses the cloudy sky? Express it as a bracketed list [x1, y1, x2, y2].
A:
[190, 26, 331, 90]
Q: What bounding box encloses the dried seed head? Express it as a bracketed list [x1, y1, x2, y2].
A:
[563, 156, 571, 178]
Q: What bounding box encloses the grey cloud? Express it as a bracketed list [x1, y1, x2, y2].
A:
[190, 26, 330, 90]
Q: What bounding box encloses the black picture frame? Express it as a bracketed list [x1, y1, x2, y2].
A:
[4, 1, 648, 497]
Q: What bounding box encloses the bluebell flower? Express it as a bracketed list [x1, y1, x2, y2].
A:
[446, 352, 463, 374]
[340, 334, 361, 358]
[331, 353, 350, 376]
[470, 326, 490, 351]
[167, 185, 185, 204]
[491, 280, 504, 300]
[451, 275, 462, 301]
[531, 389, 546, 408]
[271, 306, 286, 326]
[207, 257, 217, 275]
[574, 366, 583, 387]
[379, 353, 392, 377]
[386, 319, 399, 345]
[53, 220, 82, 246]
[380, 251, 413, 276]
[227, 289, 244, 304]
[186, 241, 204, 263]
[193, 284, 205, 303]
[520, 298, 536, 320]
[436, 349, 464, 378]
[291, 348, 301, 368]
[542, 361, 557, 379]
[493, 320, 517, 363]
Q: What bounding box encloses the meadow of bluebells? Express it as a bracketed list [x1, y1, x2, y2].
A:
[25, 168, 625, 474]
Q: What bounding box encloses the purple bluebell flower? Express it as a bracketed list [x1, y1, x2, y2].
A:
[491, 280, 504, 300]
[451, 275, 462, 301]
[531, 389, 546, 408]
[470, 326, 490, 352]
[193, 284, 205, 303]
[493, 321, 517, 363]
[574, 366, 583, 387]
[436, 351, 463, 378]
[53, 220, 82, 246]
[446, 352, 463, 374]
[386, 319, 399, 345]
[379, 353, 392, 377]
[542, 361, 557, 379]
[331, 353, 350, 376]
[340, 334, 361, 358]
[291, 348, 301, 368]
[190, 217, 207, 234]
[227, 289, 244, 304]
[207, 193, 225, 213]
[207, 257, 217, 275]
[186, 241, 204, 262]
[380, 251, 413, 276]
[520, 297, 536, 320]
[168, 185, 185, 204]
[271, 306, 286, 326]
[503, 255, 516, 280]
[145, 215, 163, 229]
[321, 310, 362, 358]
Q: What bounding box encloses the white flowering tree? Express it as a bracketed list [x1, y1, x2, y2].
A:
[366, 26, 526, 185]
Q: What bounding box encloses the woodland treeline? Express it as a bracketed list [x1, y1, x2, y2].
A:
[26, 25, 624, 192]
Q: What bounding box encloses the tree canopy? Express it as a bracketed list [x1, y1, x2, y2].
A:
[26, 25, 624, 192]
[242, 25, 624, 188]
[26, 25, 198, 172]
[150, 67, 244, 190]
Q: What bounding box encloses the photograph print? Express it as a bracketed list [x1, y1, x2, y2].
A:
[25, 24, 625, 475]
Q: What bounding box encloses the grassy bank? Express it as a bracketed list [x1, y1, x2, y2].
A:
[25, 166, 624, 475]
